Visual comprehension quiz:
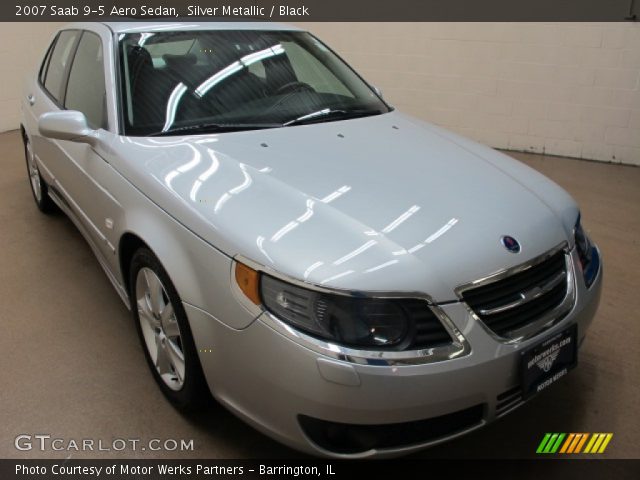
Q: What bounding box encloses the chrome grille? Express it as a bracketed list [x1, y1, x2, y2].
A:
[459, 246, 573, 340]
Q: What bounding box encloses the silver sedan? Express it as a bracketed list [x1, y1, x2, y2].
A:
[21, 21, 602, 457]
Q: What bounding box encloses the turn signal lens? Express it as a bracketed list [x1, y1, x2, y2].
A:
[235, 262, 261, 305]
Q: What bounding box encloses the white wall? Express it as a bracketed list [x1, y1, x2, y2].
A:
[1, 22, 639, 165]
[299, 22, 640, 166]
[0, 23, 65, 132]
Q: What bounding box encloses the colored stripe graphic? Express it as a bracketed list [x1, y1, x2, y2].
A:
[544, 433, 559, 453]
[537, 433, 613, 454]
[567, 433, 583, 453]
[559, 433, 575, 453]
[550, 433, 565, 453]
[536, 433, 552, 453]
[584, 433, 614, 453]
[574, 433, 589, 453]
[584, 433, 598, 453]
[598, 433, 613, 453]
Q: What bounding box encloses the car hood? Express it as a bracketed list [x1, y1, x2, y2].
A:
[106, 111, 578, 302]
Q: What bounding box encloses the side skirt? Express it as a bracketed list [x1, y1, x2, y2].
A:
[47, 186, 131, 310]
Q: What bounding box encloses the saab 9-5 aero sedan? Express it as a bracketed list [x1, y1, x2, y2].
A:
[21, 22, 602, 457]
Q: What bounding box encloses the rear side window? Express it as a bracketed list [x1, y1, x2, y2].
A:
[42, 30, 79, 103]
[64, 32, 107, 129]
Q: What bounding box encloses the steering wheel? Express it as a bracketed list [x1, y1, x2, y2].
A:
[274, 81, 314, 95]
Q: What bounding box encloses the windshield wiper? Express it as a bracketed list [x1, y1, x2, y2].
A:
[282, 108, 383, 127]
[150, 122, 279, 137]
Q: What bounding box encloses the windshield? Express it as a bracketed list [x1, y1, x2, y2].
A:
[118, 30, 391, 136]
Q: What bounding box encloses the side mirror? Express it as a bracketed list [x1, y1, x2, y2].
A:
[38, 111, 97, 145]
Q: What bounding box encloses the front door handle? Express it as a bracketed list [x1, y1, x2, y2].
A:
[27, 94, 35, 106]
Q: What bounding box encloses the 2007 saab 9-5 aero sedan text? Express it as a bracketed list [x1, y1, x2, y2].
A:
[21, 22, 602, 457]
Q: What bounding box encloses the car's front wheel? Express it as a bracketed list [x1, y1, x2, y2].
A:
[130, 247, 210, 411]
[24, 137, 56, 213]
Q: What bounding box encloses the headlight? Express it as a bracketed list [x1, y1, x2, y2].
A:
[574, 215, 600, 288]
[234, 262, 452, 351]
[261, 274, 410, 349]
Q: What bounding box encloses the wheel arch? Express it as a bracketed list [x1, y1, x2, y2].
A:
[118, 231, 150, 298]
[116, 222, 201, 307]
[112, 202, 257, 401]
[115, 201, 253, 330]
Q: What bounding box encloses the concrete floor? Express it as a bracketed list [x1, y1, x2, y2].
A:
[0, 129, 638, 459]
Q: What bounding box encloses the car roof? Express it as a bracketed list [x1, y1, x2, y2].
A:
[75, 21, 303, 34]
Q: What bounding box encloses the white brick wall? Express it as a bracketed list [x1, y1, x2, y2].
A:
[1, 22, 639, 165]
[297, 22, 640, 166]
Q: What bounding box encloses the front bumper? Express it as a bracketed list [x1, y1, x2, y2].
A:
[186, 248, 603, 458]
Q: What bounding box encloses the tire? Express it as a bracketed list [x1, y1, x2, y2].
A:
[23, 137, 56, 214]
[130, 247, 210, 411]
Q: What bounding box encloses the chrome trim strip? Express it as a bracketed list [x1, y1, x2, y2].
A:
[235, 254, 439, 300]
[495, 398, 525, 418]
[232, 255, 471, 366]
[261, 308, 470, 366]
[456, 242, 567, 292]
[455, 242, 575, 344]
[477, 269, 566, 316]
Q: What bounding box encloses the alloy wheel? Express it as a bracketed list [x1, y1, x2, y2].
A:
[26, 141, 42, 203]
[135, 267, 185, 391]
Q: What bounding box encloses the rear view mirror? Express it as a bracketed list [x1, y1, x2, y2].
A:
[38, 111, 97, 145]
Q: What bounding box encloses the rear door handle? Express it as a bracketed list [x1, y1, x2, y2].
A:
[27, 94, 35, 106]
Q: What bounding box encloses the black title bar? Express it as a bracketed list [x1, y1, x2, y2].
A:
[5, 0, 639, 22]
